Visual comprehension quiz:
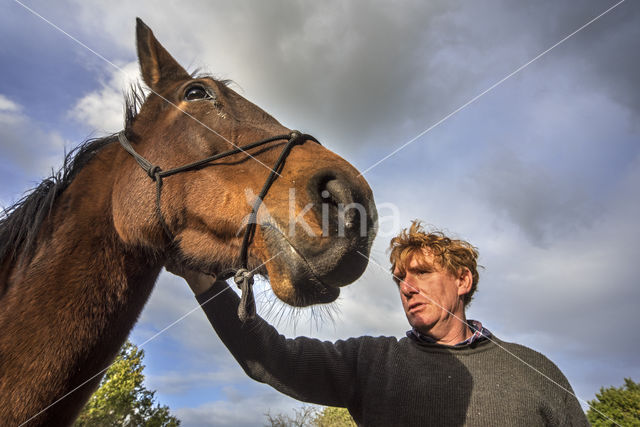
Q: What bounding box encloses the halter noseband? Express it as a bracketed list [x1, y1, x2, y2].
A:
[117, 130, 319, 321]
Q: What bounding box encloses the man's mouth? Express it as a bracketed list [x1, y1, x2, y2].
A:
[408, 302, 425, 312]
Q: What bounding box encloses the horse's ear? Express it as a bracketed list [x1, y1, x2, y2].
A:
[136, 18, 190, 90]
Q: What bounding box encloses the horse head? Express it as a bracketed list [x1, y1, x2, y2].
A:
[114, 19, 378, 306]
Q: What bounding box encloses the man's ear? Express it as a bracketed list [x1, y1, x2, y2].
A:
[136, 18, 190, 91]
[457, 268, 473, 297]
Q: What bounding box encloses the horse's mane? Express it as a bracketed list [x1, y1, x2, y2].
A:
[0, 85, 146, 267]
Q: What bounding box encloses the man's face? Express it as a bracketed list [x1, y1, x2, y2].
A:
[393, 250, 468, 335]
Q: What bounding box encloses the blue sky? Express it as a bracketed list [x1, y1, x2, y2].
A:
[2, 1, 639, 425]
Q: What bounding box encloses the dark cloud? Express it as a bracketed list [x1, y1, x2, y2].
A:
[48, 1, 639, 154]
[193, 0, 640, 153]
[556, 2, 640, 114]
[469, 149, 600, 247]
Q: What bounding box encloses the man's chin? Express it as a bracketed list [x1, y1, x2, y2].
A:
[407, 314, 439, 333]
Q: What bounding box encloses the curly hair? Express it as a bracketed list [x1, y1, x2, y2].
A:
[389, 220, 480, 306]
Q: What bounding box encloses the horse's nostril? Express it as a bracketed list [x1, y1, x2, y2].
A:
[311, 172, 367, 237]
[324, 179, 350, 204]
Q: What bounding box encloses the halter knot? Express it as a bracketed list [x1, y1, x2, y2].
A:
[234, 268, 256, 322]
[148, 165, 162, 180]
[289, 130, 302, 140]
[234, 268, 254, 286]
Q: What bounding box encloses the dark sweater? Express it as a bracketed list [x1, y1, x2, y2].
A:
[197, 281, 589, 426]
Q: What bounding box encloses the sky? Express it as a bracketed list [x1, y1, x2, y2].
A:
[1, 0, 639, 425]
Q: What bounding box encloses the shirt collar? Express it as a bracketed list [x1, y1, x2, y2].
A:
[406, 320, 492, 346]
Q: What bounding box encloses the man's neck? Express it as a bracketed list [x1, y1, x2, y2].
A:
[419, 316, 472, 346]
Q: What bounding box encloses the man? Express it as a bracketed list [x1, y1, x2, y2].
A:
[171, 221, 588, 426]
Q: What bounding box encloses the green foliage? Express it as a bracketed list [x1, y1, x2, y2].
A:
[75, 340, 180, 427]
[313, 406, 356, 427]
[264, 405, 354, 427]
[587, 378, 640, 426]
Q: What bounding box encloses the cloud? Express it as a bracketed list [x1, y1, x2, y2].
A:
[457, 61, 637, 247]
[133, 272, 237, 365]
[487, 149, 640, 345]
[0, 94, 68, 202]
[469, 149, 597, 247]
[175, 386, 313, 427]
[69, 61, 140, 133]
[146, 369, 246, 396]
[0, 94, 20, 113]
[556, 2, 640, 115]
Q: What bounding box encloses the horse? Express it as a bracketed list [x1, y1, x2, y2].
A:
[0, 18, 377, 426]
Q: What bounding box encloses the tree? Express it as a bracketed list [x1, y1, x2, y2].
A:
[75, 340, 180, 426]
[587, 377, 640, 426]
[265, 405, 318, 427]
[264, 405, 355, 427]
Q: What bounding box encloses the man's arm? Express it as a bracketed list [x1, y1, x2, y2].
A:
[190, 276, 362, 408]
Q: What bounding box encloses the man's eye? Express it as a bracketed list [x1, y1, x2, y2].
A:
[185, 85, 211, 101]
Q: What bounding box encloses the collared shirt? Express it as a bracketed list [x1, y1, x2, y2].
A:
[406, 319, 492, 346]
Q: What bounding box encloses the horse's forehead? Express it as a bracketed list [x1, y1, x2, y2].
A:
[219, 85, 256, 108]
[215, 85, 279, 125]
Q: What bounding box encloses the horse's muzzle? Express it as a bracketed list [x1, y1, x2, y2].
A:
[260, 169, 378, 306]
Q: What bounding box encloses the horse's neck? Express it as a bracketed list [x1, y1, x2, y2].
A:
[0, 148, 163, 425]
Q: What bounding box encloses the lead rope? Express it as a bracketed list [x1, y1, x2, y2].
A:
[117, 130, 318, 322]
[234, 131, 309, 321]
[234, 269, 256, 321]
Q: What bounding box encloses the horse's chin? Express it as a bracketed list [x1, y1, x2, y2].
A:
[259, 224, 340, 307]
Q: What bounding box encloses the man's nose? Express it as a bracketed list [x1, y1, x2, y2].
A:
[400, 278, 418, 296]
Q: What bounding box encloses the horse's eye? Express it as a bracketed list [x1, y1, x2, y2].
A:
[185, 85, 211, 101]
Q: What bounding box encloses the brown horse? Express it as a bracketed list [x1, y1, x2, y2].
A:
[0, 18, 377, 426]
